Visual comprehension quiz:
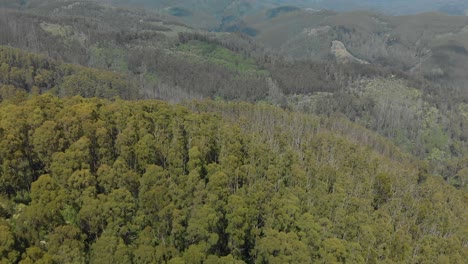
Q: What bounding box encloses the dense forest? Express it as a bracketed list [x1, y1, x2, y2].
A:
[0, 0, 467, 263]
[0, 46, 137, 99]
[2, 43, 465, 188]
[0, 93, 466, 263]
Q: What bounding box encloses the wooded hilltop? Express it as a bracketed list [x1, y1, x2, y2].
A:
[0, 1, 467, 263]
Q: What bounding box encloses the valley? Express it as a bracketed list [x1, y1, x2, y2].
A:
[0, 1, 466, 263]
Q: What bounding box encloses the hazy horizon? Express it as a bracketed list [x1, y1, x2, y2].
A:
[104, 0, 468, 15]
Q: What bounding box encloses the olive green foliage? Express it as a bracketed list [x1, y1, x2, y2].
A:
[0, 2, 466, 262]
[89, 47, 128, 72]
[177, 41, 263, 74]
[0, 46, 137, 99]
[0, 95, 466, 263]
[0, 6, 270, 102]
[291, 77, 467, 188]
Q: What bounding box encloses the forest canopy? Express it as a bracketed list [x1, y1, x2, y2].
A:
[0, 46, 137, 100]
[0, 94, 466, 263]
[0, 1, 467, 263]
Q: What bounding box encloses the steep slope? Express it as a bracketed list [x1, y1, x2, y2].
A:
[241, 9, 468, 67]
[240, 10, 468, 100]
[0, 1, 465, 188]
[0, 94, 466, 263]
[330, 40, 369, 64]
[0, 2, 272, 102]
[0, 2, 466, 263]
[0, 46, 138, 99]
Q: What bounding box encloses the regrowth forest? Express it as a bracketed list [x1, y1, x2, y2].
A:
[0, 94, 466, 263]
[0, 0, 467, 263]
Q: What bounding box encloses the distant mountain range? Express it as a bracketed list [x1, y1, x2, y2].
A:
[1, 0, 466, 166]
[3, 1, 467, 30]
[302, 0, 468, 15]
[105, 0, 468, 29]
[105, 0, 468, 16]
[0, 1, 467, 263]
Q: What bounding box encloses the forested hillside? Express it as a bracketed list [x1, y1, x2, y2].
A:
[0, 5, 271, 102]
[0, 94, 466, 263]
[0, 46, 137, 99]
[0, 0, 466, 186]
[0, 1, 467, 263]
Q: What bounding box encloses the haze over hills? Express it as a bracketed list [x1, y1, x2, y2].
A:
[103, 0, 468, 29]
[0, 0, 467, 263]
[4, 0, 468, 29]
[306, 0, 468, 15]
[104, 0, 468, 16]
[240, 9, 468, 79]
[0, 0, 466, 180]
[0, 0, 465, 167]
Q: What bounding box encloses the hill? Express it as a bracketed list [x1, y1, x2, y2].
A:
[238, 10, 468, 102]
[5, 0, 468, 31]
[0, 2, 273, 102]
[0, 1, 466, 188]
[0, 1, 466, 263]
[0, 46, 138, 99]
[305, 0, 468, 15]
[0, 94, 466, 263]
[83, 1, 468, 26]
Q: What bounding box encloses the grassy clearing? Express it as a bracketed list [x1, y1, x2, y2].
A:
[177, 41, 267, 74]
